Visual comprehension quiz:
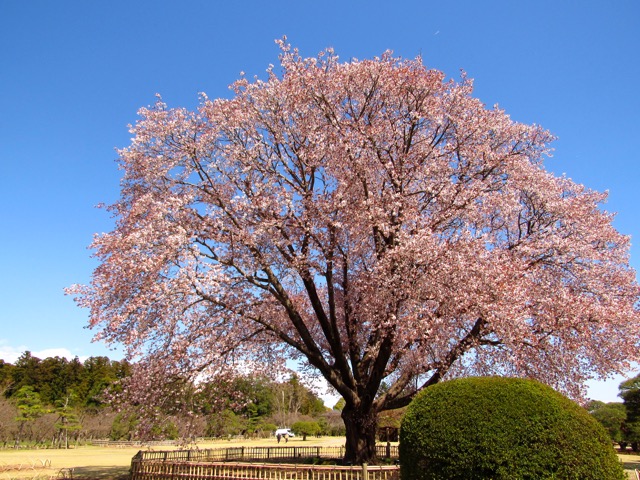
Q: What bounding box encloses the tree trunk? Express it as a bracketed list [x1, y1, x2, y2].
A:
[14, 422, 24, 449]
[342, 406, 378, 464]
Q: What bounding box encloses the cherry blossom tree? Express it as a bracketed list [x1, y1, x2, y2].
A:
[69, 41, 640, 463]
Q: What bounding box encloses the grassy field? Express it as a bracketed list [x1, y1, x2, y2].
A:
[0, 436, 346, 480]
[619, 451, 640, 479]
[0, 437, 637, 479]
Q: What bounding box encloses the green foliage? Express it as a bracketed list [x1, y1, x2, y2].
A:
[205, 409, 247, 437]
[3, 352, 131, 412]
[54, 395, 82, 448]
[332, 397, 345, 411]
[109, 412, 138, 440]
[13, 385, 46, 448]
[235, 376, 275, 418]
[316, 416, 329, 435]
[302, 395, 327, 416]
[619, 374, 640, 444]
[14, 385, 46, 423]
[111, 408, 178, 441]
[588, 401, 627, 443]
[291, 420, 321, 440]
[1, 351, 334, 443]
[0, 359, 13, 391]
[8, 352, 42, 397]
[254, 421, 278, 437]
[400, 377, 625, 480]
[150, 419, 179, 440]
[270, 374, 327, 429]
[77, 356, 131, 410]
[619, 375, 640, 421]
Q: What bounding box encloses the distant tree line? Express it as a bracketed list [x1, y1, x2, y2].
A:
[0, 352, 131, 448]
[9, 349, 634, 452]
[589, 374, 640, 452]
[0, 351, 346, 448]
[1, 352, 131, 409]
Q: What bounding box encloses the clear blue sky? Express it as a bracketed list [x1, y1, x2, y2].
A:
[1, 0, 638, 403]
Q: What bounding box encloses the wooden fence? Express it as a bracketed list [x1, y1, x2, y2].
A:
[91, 439, 178, 448]
[130, 446, 400, 480]
[132, 445, 398, 463]
[130, 460, 400, 480]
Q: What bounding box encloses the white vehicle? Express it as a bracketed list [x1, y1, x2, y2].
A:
[275, 428, 295, 437]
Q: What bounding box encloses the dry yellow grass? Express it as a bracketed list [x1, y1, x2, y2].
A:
[0, 436, 345, 479]
[1, 438, 634, 479]
[619, 452, 640, 479]
[0, 444, 135, 479]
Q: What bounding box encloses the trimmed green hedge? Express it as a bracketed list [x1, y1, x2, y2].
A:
[399, 377, 625, 480]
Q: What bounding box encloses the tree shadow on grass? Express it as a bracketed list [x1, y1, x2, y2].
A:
[60, 465, 129, 480]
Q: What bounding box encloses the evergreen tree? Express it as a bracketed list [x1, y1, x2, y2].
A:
[13, 385, 45, 448]
[53, 394, 82, 448]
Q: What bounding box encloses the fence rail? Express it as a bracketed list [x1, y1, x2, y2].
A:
[91, 439, 178, 448]
[130, 460, 400, 480]
[133, 445, 398, 464]
[130, 446, 400, 480]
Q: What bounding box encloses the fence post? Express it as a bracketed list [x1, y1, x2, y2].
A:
[386, 441, 391, 459]
[362, 463, 368, 480]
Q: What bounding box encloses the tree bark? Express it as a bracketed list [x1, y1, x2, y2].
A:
[342, 405, 378, 464]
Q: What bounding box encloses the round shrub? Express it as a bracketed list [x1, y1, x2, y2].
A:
[400, 376, 625, 480]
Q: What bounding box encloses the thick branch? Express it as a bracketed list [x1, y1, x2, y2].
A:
[379, 317, 488, 410]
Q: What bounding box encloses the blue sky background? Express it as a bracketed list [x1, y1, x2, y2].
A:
[1, 0, 638, 404]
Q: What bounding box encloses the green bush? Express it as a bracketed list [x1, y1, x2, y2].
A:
[400, 377, 625, 480]
[255, 422, 278, 437]
[291, 420, 321, 440]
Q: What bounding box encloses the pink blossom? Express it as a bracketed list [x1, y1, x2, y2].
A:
[67, 41, 640, 463]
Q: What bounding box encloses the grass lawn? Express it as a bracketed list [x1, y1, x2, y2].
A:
[618, 451, 640, 479]
[0, 436, 346, 479]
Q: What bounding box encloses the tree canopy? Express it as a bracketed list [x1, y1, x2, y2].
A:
[617, 374, 640, 445]
[69, 41, 640, 462]
[620, 375, 640, 423]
